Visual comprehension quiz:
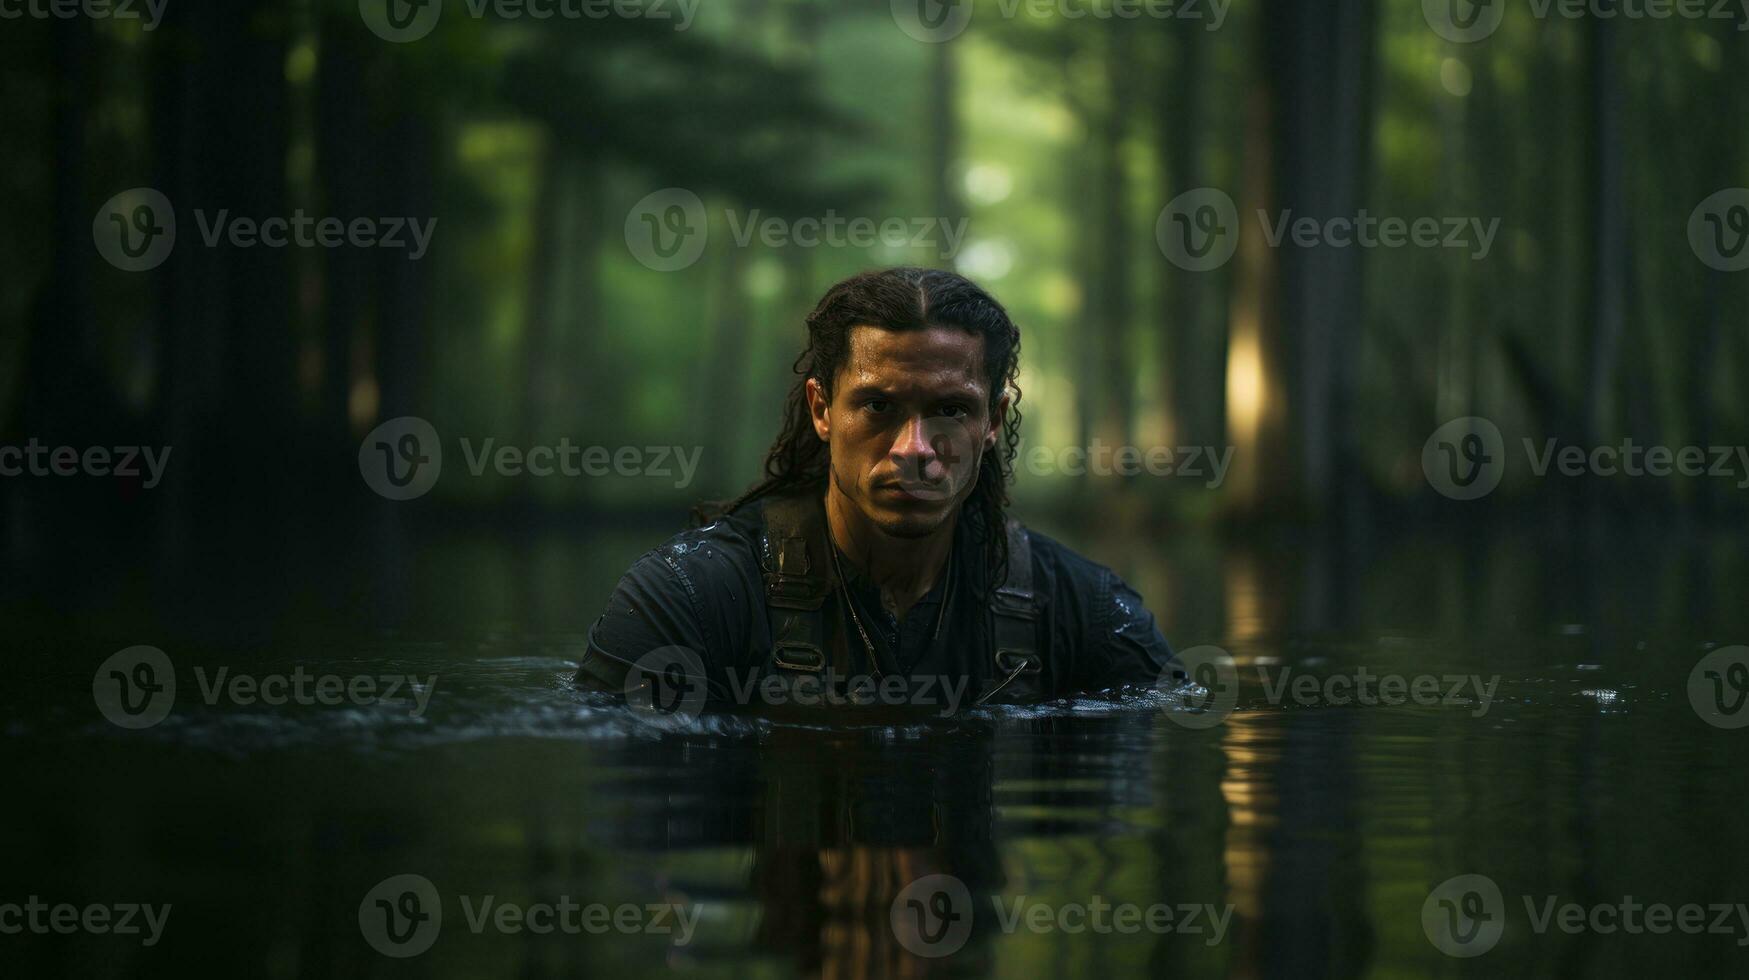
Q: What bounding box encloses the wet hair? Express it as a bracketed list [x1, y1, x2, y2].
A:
[694, 266, 1025, 590]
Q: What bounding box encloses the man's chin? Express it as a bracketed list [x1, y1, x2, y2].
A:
[863, 496, 954, 538]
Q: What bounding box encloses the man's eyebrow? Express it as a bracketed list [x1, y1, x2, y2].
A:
[844, 382, 984, 400]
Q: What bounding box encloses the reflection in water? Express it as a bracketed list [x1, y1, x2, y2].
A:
[741, 727, 1004, 978]
[586, 710, 1208, 978]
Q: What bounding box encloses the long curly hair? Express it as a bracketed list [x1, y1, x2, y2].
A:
[693, 267, 1025, 592]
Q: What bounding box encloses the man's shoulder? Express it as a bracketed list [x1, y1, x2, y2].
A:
[626, 499, 770, 591]
[1016, 522, 1104, 569]
[582, 500, 772, 678]
[1011, 518, 1176, 685]
[1013, 521, 1117, 599]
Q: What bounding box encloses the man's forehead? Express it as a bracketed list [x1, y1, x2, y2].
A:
[841, 324, 987, 388]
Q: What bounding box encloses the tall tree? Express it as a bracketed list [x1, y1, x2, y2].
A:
[1159, 28, 1229, 463]
[1244, 0, 1377, 514]
[1580, 16, 1626, 451]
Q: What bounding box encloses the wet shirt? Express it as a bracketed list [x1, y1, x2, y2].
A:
[577, 495, 1175, 708]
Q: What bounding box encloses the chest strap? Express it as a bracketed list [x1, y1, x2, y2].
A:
[760, 494, 838, 674]
[990, 517, 1040, 678]
[759, 495, 1039, 683]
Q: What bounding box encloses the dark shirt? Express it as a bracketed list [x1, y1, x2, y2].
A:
[576, 495, 1175, 709]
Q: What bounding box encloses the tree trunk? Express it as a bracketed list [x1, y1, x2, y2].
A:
[1095, 26, 1136, 456]
[316, 11, 373, 453]
[1259, 0, 1375, 515]
[1581, 17, 1625, 450]
[1161, 30, 1226, 456]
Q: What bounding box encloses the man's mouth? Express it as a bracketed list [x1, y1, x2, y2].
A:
[876, 478, 948, 501]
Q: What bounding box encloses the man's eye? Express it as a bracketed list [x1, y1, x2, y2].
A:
[939, 405, 969, 419]
[865, 400, 890, 414]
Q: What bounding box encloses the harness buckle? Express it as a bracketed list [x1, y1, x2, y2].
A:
[772, 644, 826, 673]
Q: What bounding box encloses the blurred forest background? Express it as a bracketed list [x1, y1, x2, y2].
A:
[3, 0, 1747, 560]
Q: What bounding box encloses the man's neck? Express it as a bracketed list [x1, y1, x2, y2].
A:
[824, 486, 957, 622]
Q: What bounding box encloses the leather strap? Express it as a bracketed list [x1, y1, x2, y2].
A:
[760, 493, 840, 674]
[990, 517, 1040, 677]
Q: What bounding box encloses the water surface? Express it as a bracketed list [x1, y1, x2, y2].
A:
[6, 513, 1748, 978]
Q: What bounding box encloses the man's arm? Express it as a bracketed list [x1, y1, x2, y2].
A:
[574, 530, 763, 698]
[575, 550, 713, 692]
[1074, 566, 1177, 692]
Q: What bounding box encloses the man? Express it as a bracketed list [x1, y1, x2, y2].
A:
[575, 267, 1174, 715]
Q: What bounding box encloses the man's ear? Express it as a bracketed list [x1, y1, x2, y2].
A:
[805, 377, 831, 442]
[985, 389, 1010, 451]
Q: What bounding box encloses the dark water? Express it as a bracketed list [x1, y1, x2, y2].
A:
[6, 511, 1749, 978]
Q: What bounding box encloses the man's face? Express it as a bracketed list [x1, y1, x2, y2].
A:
[807, 324, 1007, 538]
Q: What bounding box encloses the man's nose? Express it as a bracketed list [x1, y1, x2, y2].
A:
[890, 416, 939, 464]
